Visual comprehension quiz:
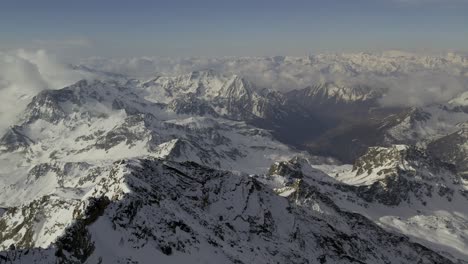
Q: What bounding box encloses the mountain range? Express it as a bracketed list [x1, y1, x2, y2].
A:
[0, 53, 467, 263]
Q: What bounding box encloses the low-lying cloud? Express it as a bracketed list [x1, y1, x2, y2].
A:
[379, 73, 467, 107]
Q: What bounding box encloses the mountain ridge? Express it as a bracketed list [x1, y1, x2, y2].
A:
[0, 66, 467, 263]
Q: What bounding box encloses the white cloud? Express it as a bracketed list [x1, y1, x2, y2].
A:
[0, 49, 92, 134]
[379, 73, 466, 107]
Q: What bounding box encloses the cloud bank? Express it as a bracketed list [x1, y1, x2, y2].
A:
[378, 73, 466, 107]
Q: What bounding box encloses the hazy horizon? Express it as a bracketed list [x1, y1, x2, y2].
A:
[2, 0, 468, 58]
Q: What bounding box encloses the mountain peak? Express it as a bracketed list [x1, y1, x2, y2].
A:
[350, 145, 460, 205]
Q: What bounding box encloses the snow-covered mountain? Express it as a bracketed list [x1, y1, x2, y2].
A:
[140, 70, 288, 121]
[0, 79, 298, 206]
[0, 158, 455, 264]
[268, 145, 468, 262]
[0, 59, 467, 263]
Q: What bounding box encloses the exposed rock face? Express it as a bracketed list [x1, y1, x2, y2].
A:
[268, 158, 304, 179]
[428, 125, 468, 177]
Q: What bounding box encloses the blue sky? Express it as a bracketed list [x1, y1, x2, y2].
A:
[1, 0, 468, 57]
